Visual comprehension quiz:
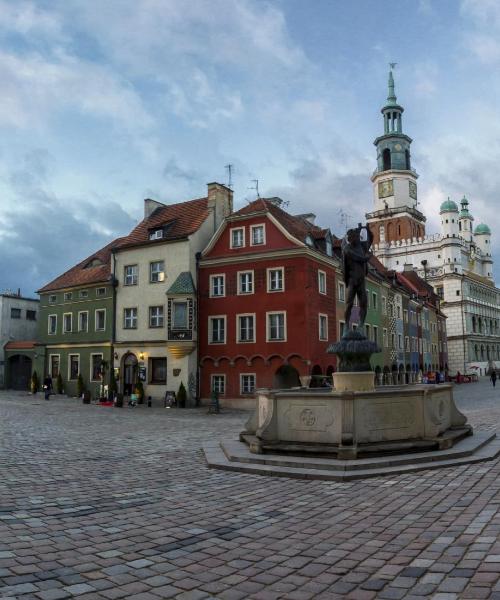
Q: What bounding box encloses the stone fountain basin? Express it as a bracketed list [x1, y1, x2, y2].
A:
[242, 384, 471, 459]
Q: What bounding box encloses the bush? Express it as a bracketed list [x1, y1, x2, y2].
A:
[30, 371, 39, 394]
[134, 381, 144, 404]
[177, 381, 187, 408]
[56, 373, 63, 394]
[109, 368, 117, 399]
[76, 374, 85, 398]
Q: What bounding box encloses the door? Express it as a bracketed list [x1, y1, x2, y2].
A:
[8, 355, 32, 390]
[123, 353, 138, 395]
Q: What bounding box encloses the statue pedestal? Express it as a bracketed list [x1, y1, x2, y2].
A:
[334, 371, 374, 392]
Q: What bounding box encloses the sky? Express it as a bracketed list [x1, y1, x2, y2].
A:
[1, 0, 500, 295]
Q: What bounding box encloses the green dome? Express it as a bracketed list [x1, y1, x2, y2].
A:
[440, 199, 458, 213]
[475, 223, 491, 235]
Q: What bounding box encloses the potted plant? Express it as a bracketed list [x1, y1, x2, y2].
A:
[30, 371, 39, 394]
[134, 381, 145, 404]
[177, 381, 187, 408]
[77, 374, 85, 398]
[109, 369, 117, 401]
[56, 373, 63, 395]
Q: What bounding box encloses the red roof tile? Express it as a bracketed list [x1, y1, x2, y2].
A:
[5, 341, 37, 350]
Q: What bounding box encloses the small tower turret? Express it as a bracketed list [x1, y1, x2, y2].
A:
[440, 198, 459, 238]
[474, 223, 493, 279]
[458, 195, 474, 243]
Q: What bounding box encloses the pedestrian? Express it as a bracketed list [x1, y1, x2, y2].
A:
[491, 370, 497, 388]
[43, 374, 52, 400]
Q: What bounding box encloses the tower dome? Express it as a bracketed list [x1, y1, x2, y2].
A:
[474, 223, 491, 235]
[440, 199, 458, 213]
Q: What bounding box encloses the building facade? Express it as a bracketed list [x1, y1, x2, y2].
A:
[199, 198, 339, 407]
[367, 69, 499, 375]
[1, 292, 40, 389]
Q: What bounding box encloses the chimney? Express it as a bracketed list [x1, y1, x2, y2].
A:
[403, 263, 414, 272]
[207, 182, 233, 229]
[144, 198, 165, 219]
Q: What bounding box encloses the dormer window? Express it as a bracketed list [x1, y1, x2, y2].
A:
[85, 257, 103, 268]
[305, 235, 314, 247]
[230, 227, 245, 249]
[326, 239, 332, 256]
[149, 229, 163, 241]
[250, 224, 265, 246]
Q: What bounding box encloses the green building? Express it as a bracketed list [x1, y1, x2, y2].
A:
[37, 241, 117, 397]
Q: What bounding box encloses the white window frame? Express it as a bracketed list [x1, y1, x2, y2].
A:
[78, 310, 89, 332]
[237, 270, 254, 295]
[339, 320, 346, 339]
[172, 301, 188, 329]
[124, 264, 138, 286]
[398, 333, 403, 349]
[267, 267, 284, 293]
[208, 315, 226, 344]
[209, 273, 226, 298]
[68, 354, 80, 381]
[149, 229, 163, 240]
[150, 260, 165, 283]
[64, 292, 72, 301]
[211, 374, 226, 395]
[48, 314, 57, 335]
[319, 314, 328, 341]
[95, 309, 106, 331]
[318, 270, 327, 295]
[96, 287, 106, 297]
[383, 328, 388, 348]
[250, 223, 266, 246]
[266, 311, 287, 342]
[240, 373, 256, 394]
[237, 313, 256, 343]
[405, 336, 410, 351]
[382, 296, 387, 315]
[372, 292, 377, 309]
[49, 295, 57, 304]
[49, 353, 60, 378]
[90, 353, 104, 382]
[123, 307, 138, 329]
[63, 312, 73, 333]
[230, 227, 245, 249]
[338, 282, 345, 302]
[79, 290, 88, 299]
[149, 305, 164, 328]
[373, 325, 378, 343]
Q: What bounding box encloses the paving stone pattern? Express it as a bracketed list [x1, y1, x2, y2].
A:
[1, 379, 500, 599]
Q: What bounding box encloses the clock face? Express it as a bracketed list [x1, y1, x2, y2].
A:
[378, 179, 394, 199]
[409, 181, 417, 200]
[394, 143, 402, 151]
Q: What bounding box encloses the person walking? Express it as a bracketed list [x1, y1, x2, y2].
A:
[491, 370, 497, 388]
[43, 374, 53, 400]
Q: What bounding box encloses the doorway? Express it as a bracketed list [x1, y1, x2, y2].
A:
[123, 353, 138, 395]
[8, 355, 32, 390]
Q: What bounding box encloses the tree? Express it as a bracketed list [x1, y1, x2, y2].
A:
[76, 374, 85, 398]
[134, 380, 144, 404]
[177, 381, 187, 408]
[30, 371, 39, 394]
[109, 368, 117, 399]
[56, 373, 63, 394]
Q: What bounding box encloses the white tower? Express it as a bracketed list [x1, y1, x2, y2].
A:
[440, 198, 459, 238]
[440, 199, 461, 273]
[458, 196, 474, 243]
[474, 223, 493, 279]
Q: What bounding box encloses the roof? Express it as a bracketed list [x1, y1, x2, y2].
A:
[116, 197, 209, 250]
[38, 238, 122, 293]
[397, 270, 436, 299]
[167, 272, 196, 295]
[440, 199, 458, 213]
[474, 223, 491, 235]
[4, 341, 37, 350]
[233, 199, 330, 246]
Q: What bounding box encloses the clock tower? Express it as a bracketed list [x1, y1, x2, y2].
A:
[366, 68, 426, 245]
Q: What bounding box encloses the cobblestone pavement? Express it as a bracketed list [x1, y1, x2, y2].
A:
[1, 380, 500, 600]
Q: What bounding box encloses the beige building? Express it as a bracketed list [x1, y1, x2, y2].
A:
[113, 183, 232, 405]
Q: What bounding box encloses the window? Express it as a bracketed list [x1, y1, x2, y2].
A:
[124, 308, 138, 329]
[49, 355, 60, 378]
[96, 287, 106, 297]
[209, 316, 226, 344]
[78, 311, 89, 332]
[338, 282, 345, 302]
[90, 354, 103, 381]
[319, 314, 328, 341]
[210, 274, 225, 297]
[339, 320, 346, 338]
[49, 295, 57, 304]
[383, 328, 388, 347]
[365, 324, 370, 340]
[238, 271, 254, 294]
[250, 224, 265, 246]
[403, 309, 408, 323]
[372, 292, 377, 309]
[149, 306, 164, 328]
[69, 354, 80, 380]
[64, 292, 72, 301]
[26, 310, 37, 321]
[172, 302, 188, 329]
[267, 268, 284, 292]
[212, 375, 225, 395]
[405, 336, 410, 351]
[150, 261, 165, 283]
[79, 290, 88, 299]
[391, 332, 396, 348]
[63, 313, 73, 333]
[150, 358, 167, 384]
[396, 305, 401, 319]
[267, 312, 286, 341]
[10, 308, 21, 319]
[373, 325, 378, 344]
[230, 227, 244, 248]
[398, 333, 403, 349]
[237, 314, 255, 342]
[124, 265, 138, 286]
[318, 270, 326, 294]
[241, 374, 256, 394]
[95, 309, 106, 331]
[48, 315, 57, 335]
[382, 296, 387, 315]
[149, 229, 163, 240]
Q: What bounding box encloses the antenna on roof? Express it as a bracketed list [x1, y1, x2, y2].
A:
[338, 209, 352, 232]
[225, 164, 233, 189]
[248, 179, 260, 199]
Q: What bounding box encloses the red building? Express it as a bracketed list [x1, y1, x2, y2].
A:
[198, 198, 339, 407]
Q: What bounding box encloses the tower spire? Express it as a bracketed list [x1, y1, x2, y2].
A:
[387, 64, 398, 105]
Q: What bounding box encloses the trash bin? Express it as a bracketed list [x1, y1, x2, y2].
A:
[82, 391, 91, 404]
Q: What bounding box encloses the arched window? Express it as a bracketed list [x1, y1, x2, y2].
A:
[405, 149, 411, 170]
[472, 316, 476, 333]
[379, 224, 385, 242]
[383, 148, 391, 171]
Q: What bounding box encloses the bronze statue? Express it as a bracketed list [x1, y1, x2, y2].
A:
[342, 224, 373, 330]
